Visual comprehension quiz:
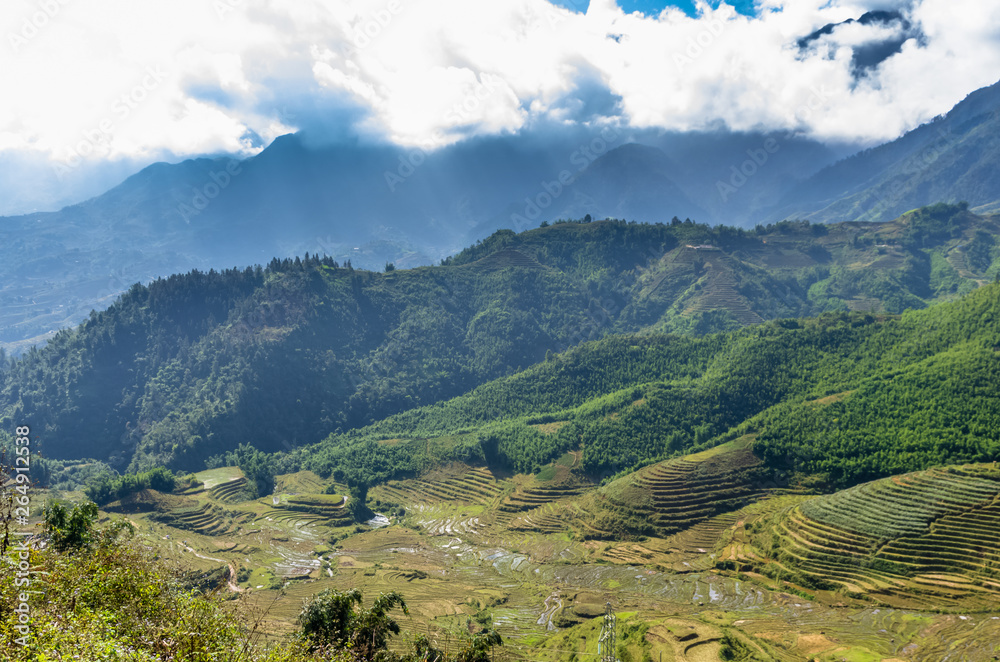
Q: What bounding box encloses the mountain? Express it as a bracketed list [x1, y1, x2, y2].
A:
[468, 143, 709, 238]
[0, 128, 841, 352]
[5, 222, 1000, 662]
[2, 206, 998, 477]
[798, 10, 922, 77]
[770, 78, 1000, 224]
[6, 78, 1000, 354]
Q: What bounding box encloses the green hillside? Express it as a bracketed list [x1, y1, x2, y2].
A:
[291, 278, 1000, 498]
[1, 206, 999, 481]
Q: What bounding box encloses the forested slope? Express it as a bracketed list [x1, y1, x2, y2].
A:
[1, 207, 998, 479]
[295, 280, 1000, 493]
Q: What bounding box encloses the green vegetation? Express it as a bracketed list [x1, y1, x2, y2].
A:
[289, 278, 1000, 494]
[347, 483, 373, 523]
[298, 589, 408, 658]
[84, 467, 177, 505]
[4, 205, 1000, 659]
[719, 632, 767, 661]
[2, 505, 313, 660]
[745, 464, 1000, 611]
[42, 500, 101, 552]
[3, 206, 999, 480]
[208, 444, 275, 498]
[4, 497, 512, 661]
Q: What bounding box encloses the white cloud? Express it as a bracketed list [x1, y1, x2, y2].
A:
[1, 0, 999, 212]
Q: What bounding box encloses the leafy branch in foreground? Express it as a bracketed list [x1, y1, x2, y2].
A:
[297, 588, 505, 662]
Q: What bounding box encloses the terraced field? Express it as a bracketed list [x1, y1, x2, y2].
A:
[194, 466, 245, 490]
[591, 442, 771, 540]
[749, 464, 1000, 610]
[77, 452, 1000, 660]
[271, 493, 351, 519]
[497, 482, 593, 539]
[801, 466, 1000, 539]
[152, 502, 238, 535]
[464, 248, 546, 271]
[375, 466, 503, 507]
[208, 476, 248, 502]
[681, 262, 764, 326]
[507, 501, 578, 535]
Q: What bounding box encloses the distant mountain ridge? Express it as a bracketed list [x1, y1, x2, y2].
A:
[4, 79, 1000, 352]
[769, 78, 1000, 224]
[0, 128, 837, 351]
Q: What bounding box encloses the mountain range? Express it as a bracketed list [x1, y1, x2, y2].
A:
[1, 80, 999, 355]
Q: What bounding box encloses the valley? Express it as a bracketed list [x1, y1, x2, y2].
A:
[67, 437, 1000, 661]
[5, 5, 1000, 660]
[4, 206, 1000, 661]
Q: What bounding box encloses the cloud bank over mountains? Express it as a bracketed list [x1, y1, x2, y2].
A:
[2, 0, 999, 214]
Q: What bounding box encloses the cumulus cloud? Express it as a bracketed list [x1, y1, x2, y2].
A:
[1, 0, 999, 212]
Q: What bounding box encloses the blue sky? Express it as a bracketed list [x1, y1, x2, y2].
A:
[550, 0, 758, 16]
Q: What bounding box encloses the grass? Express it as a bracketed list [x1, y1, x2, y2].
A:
[193, 465, 245, 489]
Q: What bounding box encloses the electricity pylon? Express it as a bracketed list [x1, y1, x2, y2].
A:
[598, 602, 617, 662]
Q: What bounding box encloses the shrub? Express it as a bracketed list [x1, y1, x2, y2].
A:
[1, 514, 316, 660]
[42, 500, 99, 552]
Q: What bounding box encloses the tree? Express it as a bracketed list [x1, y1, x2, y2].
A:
[298, 588, 363, 651]
[454, 628, 503, 662]
[0, 450, 18, 555]
[352, 591, 409, 660]
[410, 634, 444, 662]
[43, 500, 99, 552]
[348, 480, 373, 523]
[297, 588, 409, 659]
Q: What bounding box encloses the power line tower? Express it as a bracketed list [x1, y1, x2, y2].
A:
[598, 602, 617, 662]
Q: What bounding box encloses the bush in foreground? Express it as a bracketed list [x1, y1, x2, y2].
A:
[1, 501, 505, 661]
[1, 502, 317, 661]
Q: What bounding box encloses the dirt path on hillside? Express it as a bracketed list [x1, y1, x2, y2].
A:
[227, 562, 244, 593]
[180, 544, 244, 593]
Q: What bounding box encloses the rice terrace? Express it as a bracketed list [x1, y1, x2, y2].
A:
[36, 435, 999, 661]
